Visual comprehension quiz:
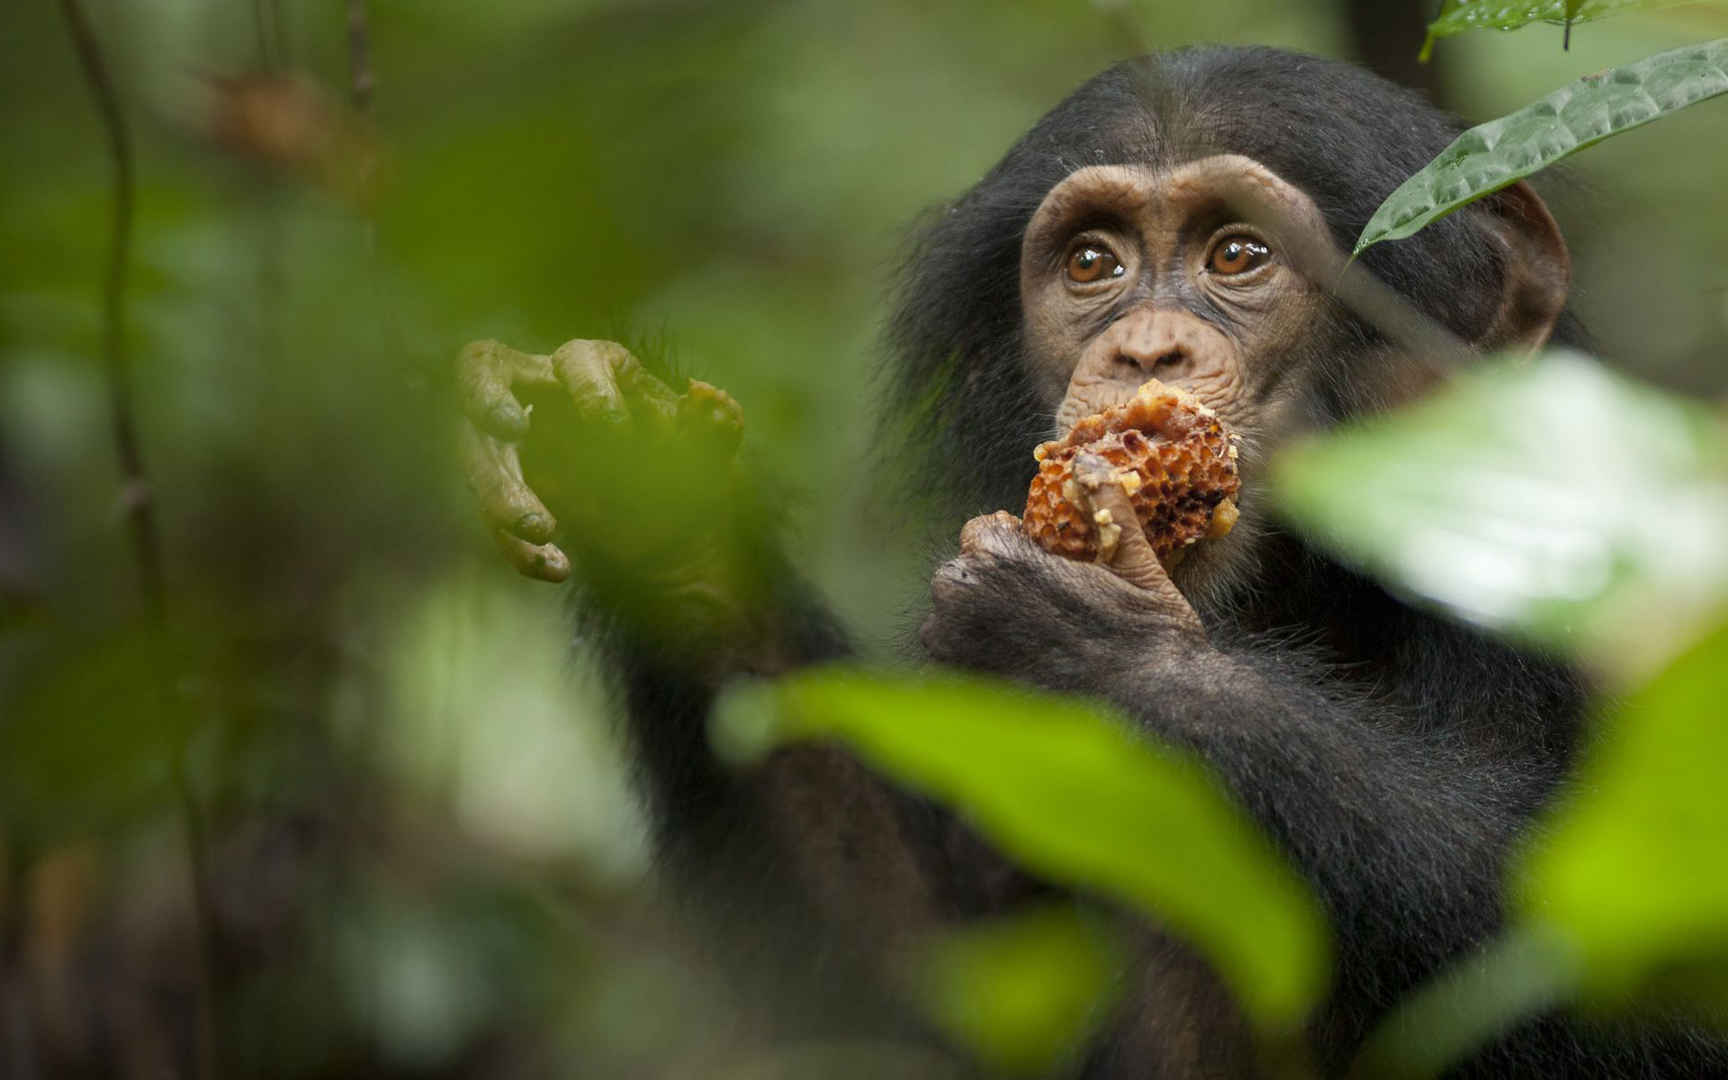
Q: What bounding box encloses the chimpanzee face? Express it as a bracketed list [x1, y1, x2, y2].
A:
[1016, 153, 1378, 594]
[1018, 154, 1336, 449]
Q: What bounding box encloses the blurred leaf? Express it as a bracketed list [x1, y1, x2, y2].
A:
[1517, 616, 1728, 1014]
[360, 572, 648, 878]
[1358, 39, 1728, 252]
[1272, 350, 1728, 680]
[913, 907, 1117, 1076]
[197, 73, 379, 203]
[713, 667, 1330, 1034]
[0, 620, 225, 837]
[1347, 928, 1578, 1080]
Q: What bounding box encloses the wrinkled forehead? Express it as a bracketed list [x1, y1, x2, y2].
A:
[1021, 154, 1329, 257]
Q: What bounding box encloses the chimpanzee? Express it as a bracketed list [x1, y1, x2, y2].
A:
[458, 47, 1726, 1077]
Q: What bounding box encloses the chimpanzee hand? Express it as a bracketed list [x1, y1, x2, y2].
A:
[458, 338, 743, 583]
[921, 473, 1207, 679]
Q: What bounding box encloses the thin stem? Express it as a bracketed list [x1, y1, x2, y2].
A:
[253, 0, 280, 70]
[348, 0, 374, 111]
[60, 10, 218, 1079]
[58, 0, 163, 623]
[177, 758, 223, 1080]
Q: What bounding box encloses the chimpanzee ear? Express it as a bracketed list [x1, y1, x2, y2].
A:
[1475, 180, 1571, 353]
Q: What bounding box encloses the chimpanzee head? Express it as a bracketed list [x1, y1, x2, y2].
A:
[885, 45, 1573, 603]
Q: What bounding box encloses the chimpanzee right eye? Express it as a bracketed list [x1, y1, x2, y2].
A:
[1066, 243, 1123, 283]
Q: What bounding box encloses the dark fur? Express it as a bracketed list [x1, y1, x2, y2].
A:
[601, 48, 1723, 1077]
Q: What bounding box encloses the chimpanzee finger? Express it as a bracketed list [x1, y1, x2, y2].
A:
[549, 339, 634, 423]
[611, 350, 684, 422]
[458, 339, 558, 440]
[677, 380, 744, 458]
[549, 339, 687, 426]
[492, 529, 571, 583]
[958, 511, 1028, 558]
[1071, 453, 1182, 602]
[460, 423, 557, 543]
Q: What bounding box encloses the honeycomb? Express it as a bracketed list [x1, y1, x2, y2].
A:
[1023, 380, 1240, 564]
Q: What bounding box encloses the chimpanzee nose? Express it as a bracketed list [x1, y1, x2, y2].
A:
[1116, 341, 1190, 377]
[1079, 306, 1214, 388]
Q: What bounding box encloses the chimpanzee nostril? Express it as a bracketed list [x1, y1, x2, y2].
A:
[1118, 349, 1187, 374]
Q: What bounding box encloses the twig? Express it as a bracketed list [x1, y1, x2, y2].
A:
[348, 0, 374, 111]
[60, 9, 221, 1079]
[2, 838, 41, 1079]
[176, 757, 223, 1080]
[253, 0, 280, 70]
[57, 0, 164, 623]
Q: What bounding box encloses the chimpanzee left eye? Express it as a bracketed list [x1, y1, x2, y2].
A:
[1208, 236, 1271, 275]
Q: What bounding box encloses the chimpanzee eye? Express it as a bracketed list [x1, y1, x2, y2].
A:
[1066, 243, 1123, 284]
[1208, 236, 1271, 275]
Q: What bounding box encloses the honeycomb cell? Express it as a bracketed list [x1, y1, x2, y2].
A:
[1023, 379, 1241, 563]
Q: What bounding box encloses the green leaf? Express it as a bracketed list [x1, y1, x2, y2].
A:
[915, 907, 1118, 1076]
[1517, 617, 1728, 1015]
[1346, 929, 1579, 1080]
[1357, 39, 1728, 253]
[1272, 350, 1728, 681]
[1426, 0, 1710, 45]
[713, 667, 1331, 1035]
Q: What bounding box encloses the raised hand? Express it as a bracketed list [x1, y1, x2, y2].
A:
[457, 338, 743, 583]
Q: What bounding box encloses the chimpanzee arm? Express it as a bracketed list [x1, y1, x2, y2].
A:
[458, 338, 978, 954]
[914, 513, 1634, 1069]
[1070, 643, 1548, 1027]
[602, 562, 853, 838]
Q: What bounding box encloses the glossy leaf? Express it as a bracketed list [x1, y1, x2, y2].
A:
[1357, 39, 1728, 253]
[1517, 617, 1728, 1013]
[1425, 1, 1707, 49]
[713, 667, 1330, 1034]
[1272, 351, 1728, 680]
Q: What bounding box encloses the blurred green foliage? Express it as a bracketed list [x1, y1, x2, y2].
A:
[1278, 8, 1728, 1062]
[914, 907, 1118, 1076]
[1273, 350, 1728, 681]
[6, 0, 1728, 1076]
[1521, 618, 1728, 1011]
[716, 668, 1330, 1036]
[1345, 929, 1578, 1079]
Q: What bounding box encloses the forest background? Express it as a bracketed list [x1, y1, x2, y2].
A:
[4, 1, 1728, 1076]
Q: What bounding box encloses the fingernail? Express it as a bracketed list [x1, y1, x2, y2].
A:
[516, 511, 551, 538]
[493, 402, 528, 435]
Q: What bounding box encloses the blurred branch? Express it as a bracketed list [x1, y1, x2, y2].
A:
[348, 0, 374, 111]
[1, 838, 40, 1079]
[176, 758, 222, 1080]
[57, 0, 163, 623]
[59, 11, 223, 1080]
[1344, 0, 1451, 104]
[254, 0, 281, 70]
